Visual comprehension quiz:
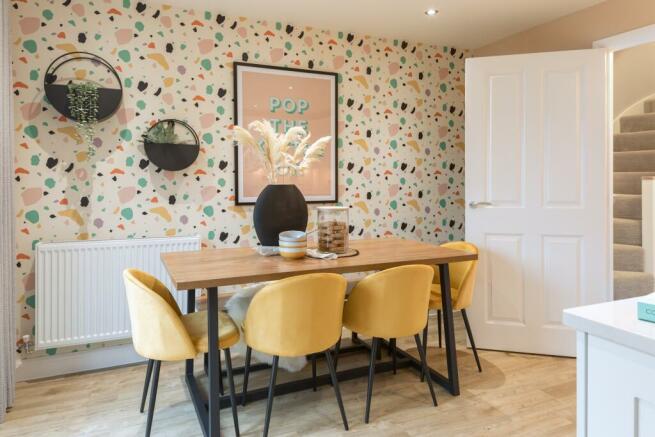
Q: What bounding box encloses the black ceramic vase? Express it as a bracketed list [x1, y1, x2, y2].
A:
[253, 184, 308, 246]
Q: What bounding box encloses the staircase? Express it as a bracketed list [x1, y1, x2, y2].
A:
[614, 102, 655, 300]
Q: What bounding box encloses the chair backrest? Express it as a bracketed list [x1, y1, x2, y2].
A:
[432, 241, 479, 310]
[344, 265, 434, 339]
[244, 273, 347, 357]
[123, 268, 196, 361]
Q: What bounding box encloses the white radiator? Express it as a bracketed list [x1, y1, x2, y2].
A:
[35, 235, 201, 350]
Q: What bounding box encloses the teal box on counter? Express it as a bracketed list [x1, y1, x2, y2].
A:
[637, 295, 655, 323]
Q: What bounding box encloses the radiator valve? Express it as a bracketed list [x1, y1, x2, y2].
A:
[16, 335, 33, 354]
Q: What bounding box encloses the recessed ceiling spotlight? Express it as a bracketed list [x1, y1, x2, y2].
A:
[425, 8, 438, 16]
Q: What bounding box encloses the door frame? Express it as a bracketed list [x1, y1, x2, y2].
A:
[593, 25, 655, 300]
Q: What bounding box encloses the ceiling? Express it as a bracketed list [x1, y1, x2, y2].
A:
[155, 0, 606, 49]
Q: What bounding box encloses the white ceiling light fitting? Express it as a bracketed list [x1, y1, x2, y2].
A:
[425, 8, 438, 16]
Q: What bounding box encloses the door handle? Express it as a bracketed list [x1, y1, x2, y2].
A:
[469, 201, 492, 208]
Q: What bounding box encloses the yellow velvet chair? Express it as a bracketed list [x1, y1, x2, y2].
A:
[123, 269, 241, 437]
[242, 273, 349, 437]
[342, 265, 437, 423]
[422, 241, 481, 373]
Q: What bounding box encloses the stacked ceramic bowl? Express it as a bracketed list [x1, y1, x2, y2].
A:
[278, 230, 307, 259]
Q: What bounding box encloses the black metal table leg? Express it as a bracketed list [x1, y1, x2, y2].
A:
[438, 263, 460, 395]
[185, 289, 196, 376]
[437, 309, 443, 348]
[207, 287, 220, 436]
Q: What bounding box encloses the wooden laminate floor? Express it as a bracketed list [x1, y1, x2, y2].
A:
[1, 316, 576, 436]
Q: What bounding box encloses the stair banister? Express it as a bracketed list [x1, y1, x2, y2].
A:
[642, 177, 655, 275]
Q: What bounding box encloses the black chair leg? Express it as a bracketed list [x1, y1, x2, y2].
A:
[242, 346, 252, 406]
[224, 349, 240, 437]
[263, 356, 279, 437]
[389, 338, 397, 374]
[140, 359, 153, 413]
[333, 337, 342, 372]
[437, 309, 442, 348]
[218, 350, 224, 396]
[462, 309, 482, 372]
[414, 334, 437, 406]
[324, 350, 349, 430]
[365, 337, 379, 424]
[311, 354, 317, 392]
[421, 322, 428, 382]
[145, 360, 161, 437]
[203, 352, 208, 375]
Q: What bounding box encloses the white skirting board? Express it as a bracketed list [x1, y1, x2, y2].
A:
[15, 343, 146, 382]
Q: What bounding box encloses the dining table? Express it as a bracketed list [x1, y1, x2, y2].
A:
[161, 237, 478, 437]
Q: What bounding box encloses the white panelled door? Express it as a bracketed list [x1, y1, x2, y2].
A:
[465, 49, 610, 357]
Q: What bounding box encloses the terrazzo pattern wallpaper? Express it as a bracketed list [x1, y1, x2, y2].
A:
[10, 0, 466, 355]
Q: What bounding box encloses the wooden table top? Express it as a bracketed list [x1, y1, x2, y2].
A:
[161, 237, 477, 290]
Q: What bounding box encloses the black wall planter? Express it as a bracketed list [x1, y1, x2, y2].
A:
[43, 51, 123, 121]
[143, 119, 200, 171]
[253, 184, 308, 246]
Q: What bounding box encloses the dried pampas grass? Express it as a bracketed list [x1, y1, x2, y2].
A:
[233, 120, 330, 183]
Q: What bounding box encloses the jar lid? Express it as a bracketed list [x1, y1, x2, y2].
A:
[317, 206, 348, 211]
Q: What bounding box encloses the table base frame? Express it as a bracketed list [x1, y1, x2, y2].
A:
[185, 334, 458, 436]
[185, 263, 459, 436]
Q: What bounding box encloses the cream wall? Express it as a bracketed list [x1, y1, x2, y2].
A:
[475, 0, 655, 56]
[614, 42, 655, 117]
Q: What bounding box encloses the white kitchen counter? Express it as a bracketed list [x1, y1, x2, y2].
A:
[563, 296, 655, 357]
[563, 297, 655, 437]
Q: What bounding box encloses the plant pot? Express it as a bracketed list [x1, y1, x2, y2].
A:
[44, 83, 122, 122]
[144, 141, 200, 171]
[253, 184, 308, 246]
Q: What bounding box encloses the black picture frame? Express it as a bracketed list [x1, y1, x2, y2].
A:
[233, 62, 339, 205]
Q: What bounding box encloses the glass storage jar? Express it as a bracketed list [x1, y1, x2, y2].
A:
[316, 206, 349, 254]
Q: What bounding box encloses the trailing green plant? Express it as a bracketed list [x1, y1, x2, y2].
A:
[143, 121, 181, 144]
[66, 82, 99, 155]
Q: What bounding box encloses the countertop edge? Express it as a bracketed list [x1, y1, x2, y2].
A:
[563, 299, 655, 357]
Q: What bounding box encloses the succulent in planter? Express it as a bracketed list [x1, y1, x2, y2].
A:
[66, 82, 99, 155]
[142, 121, 183, 144]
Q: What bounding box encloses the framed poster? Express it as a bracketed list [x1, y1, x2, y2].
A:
[233, 62, 338, 205]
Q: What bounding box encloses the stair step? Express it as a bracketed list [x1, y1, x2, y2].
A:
[614, 172, 655, 194]
[614, 150, 655, 172]
[614, 218, 641, 246]
[614, 131, 655, 152]
[614, 194, 641, 219]
[614, 270, 654, 300]
[614, 244, 645, 272]
[644, 99, 655, 114]
[620, 113, 655, 133]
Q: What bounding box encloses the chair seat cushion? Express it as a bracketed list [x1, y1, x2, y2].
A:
[429, 284, 461, 310]
[182, 310, 240, 353]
